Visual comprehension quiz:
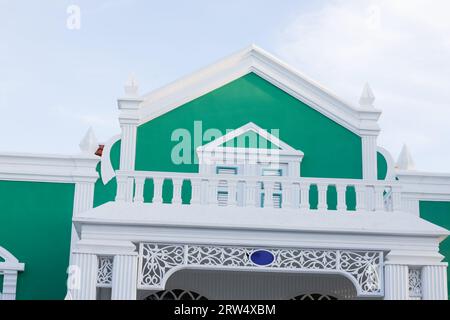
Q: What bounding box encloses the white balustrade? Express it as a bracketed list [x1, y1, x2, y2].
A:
[114, 170, 402, 213]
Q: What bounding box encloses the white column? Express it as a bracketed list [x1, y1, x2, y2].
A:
[70, 179, 97, 265]
[119, 123, 138, 170]
[422, 265, 448, 300]
[1, 270, 19, 300]
[384, 264, 409, 300]
[117, 97, 142, 171]
[71, 253, 98, 300]
[73, 182, 95, 215]
[362, 135, 378, 181]
[111, 254, 138, 300]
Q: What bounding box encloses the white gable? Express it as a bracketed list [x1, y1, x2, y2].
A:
[133, 45, 381, 136]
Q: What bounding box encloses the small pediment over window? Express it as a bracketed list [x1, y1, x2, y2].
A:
[196, 122, 304, 177]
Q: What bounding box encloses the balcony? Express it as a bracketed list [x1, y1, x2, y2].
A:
[115, 170, 402, 213]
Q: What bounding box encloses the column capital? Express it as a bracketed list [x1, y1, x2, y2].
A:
[74, 240, 137, 256]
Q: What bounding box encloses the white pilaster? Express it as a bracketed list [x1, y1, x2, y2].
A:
[69, 161, 99, 265]
[362, 135, 378, 181]
[1, 270, 19, 300]
[119, 122, 138, 170]
[111, 254, 138, 300]
[70, 253, 98, 300]
[422, 264, 448, 300]
[384, 264, 409, 300]
[73, 182, 95, 215]
[118, 97, 142, 171]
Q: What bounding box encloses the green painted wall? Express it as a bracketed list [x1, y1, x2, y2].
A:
[420, 201, 450, 298]
[0, 180, 74, 300]
[94, 73, 364, 207]
[377, 152, 388, 180]
[135, 73, 362, 178]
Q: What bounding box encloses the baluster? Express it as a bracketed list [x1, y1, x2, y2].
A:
[374, 185, 385, 211]
[336, 184, 347, 211]
[289, 183, 300, 209]
[172, 178, 183, 205]
[133, 177, 145, 204]
[208, 179, 219, 205]
[264, 181, 274, 208]
[317, 183, 328, 210]
[391, 185, 402, 211]
[300, 183, 310, 210]
[126, 177, 134, 202]
[245, 180, 260, 207]
[355, 184, 367, 211]
[152, 177, 164, 204]
[190, 178, 201, 205]
[227, 179, 238, 206]
[115, 175, 128, 202]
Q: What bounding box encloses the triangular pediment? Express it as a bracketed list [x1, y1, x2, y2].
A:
[197, 122, 303, 157]
[135, 45, 381, 136]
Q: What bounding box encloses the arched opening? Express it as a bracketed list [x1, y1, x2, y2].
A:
[291, 294, 338, 301]
[145, 289, 208, 301]
[137, 269, 359, 300]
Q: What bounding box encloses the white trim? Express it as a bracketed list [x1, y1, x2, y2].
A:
[196, 122, 304, 178]
[362, 135, 378, 180]
[100, 134, 121, 185]
[377, 146, 396, 181]
[0, 246, 25, 300]
[137, 45, 381, 136]
[197, 122, 302, 156]
[396, 170, 450, 202]
[0, 152, 99, 184]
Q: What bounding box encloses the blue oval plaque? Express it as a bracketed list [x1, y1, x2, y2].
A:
[250, 250, 274, 266]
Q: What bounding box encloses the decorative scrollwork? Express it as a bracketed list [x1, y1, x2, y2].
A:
[409, 268, 422, 299]
[339, 251, 382, 294]
[138, 243, 383, 297]
[139, 244, 185, 287]
[97, 256, 113, 287]
[145, 289, 207, 301]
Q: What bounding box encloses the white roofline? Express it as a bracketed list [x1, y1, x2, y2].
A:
[0, 152, 99, 183]
[136, 45, 381, 136]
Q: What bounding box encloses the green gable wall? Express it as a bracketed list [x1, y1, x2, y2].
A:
[135, 73, 362, 178]
[0, 180, 74, 300]
[420, 201, 450, 298]
[94, 73, 365, 207]
[377, 152, 388, 180]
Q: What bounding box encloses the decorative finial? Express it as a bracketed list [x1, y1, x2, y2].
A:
[359, 82, 375, 107]
[124, 73, 139, 97]
[396, 144, 415, 170]
[79, 127, 99, 155]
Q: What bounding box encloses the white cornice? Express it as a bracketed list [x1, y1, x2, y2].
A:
[396, 169, 450, 201]
[137, 45, 381, 136]
[0, 152, 100, 184]
[74, 202, 448, 239]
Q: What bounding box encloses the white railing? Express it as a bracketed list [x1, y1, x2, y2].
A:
[115, 170, 402, 212]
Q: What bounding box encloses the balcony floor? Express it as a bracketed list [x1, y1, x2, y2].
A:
[74, 201, 448, 238]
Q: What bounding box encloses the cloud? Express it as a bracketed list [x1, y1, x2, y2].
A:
[275, 0, 450, 172]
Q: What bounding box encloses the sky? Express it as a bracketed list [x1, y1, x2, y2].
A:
[0, 0, 449, 172]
